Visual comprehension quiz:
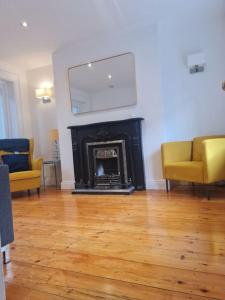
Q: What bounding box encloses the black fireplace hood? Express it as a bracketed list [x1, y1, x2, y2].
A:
[68, 118, 145, 194]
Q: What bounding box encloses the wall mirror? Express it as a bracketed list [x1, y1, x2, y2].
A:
[68, 53, 137, 115]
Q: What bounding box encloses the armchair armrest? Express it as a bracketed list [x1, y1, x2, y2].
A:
[161, 141, 192, 177]
[31, 158, 43, 171]
[203, 138, 225, 183]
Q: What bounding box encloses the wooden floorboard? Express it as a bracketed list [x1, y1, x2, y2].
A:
[4, 188, 225, 299]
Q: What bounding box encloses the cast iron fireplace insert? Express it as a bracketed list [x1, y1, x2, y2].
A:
[68, 118, 145, 194]
[86, 140, 130, 190]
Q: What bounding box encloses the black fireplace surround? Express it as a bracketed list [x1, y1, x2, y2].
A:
[68, 118, 145, 194]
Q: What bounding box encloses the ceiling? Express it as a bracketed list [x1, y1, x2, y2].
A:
[0, 0, 224, 70]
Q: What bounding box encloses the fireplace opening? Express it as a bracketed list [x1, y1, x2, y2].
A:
[95, 148, 119, 176]
[94, 147, 121, 188]
[87, 140, 131, 190]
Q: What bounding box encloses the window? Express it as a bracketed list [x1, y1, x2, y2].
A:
[0, 79, 18, 138]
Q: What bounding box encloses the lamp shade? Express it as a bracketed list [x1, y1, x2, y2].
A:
[35, 87, 52, 99]
[50, 129, 59, 141]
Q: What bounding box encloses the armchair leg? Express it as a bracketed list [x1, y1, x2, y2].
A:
[2, 248, 10, 264]
[192, 182, 195, 195]
[166, 179, 170, 193]
[37, 188, 40, 196]
[28, 189, 31, 197]
[205, 185, 211, 200]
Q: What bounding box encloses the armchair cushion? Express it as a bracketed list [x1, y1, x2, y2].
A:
[2, 154, 30, 173]
[165, 161, 204, 183]
[9, 170, 41, 181]
[0, 138, 29, 153]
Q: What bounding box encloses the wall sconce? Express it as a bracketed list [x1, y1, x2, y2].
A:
[35, 87, 53, 103]
[187, 52, 206, 74]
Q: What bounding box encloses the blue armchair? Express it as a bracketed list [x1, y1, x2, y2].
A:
[0, 165, 14, 263]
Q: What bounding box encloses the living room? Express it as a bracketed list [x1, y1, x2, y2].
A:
[0, 0, 225, 299]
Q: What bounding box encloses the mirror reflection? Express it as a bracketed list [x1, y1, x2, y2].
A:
[68, 53, 137, 114]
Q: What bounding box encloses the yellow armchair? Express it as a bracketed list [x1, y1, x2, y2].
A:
[1, 139, 43, 195]
[203, 138, 225, 184]
[161, 136, 225, 196]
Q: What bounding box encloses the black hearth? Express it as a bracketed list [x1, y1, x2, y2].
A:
[68, 118, 145, 194]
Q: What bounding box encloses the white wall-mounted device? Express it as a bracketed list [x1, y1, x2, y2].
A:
[187, 52, 206, 74]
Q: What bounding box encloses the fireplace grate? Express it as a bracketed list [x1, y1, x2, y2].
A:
[94, 174, 121, 188]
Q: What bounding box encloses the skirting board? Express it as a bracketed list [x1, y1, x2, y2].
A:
[61, 180, 74, 190]
[146, 180, 166, 190]
[61, 179, 166, 190]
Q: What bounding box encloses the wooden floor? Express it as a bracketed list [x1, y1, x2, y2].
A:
[4, 188, 225, 300]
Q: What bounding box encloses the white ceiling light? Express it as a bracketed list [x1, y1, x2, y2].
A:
[88, 63, 92, 68]
[21, 21, 28, 28]
[108, 74, 112, 79]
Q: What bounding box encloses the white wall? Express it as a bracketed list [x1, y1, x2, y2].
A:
[53, 26, 165, 189]
[26, 65, 59, 185]
[26, 65, 57, 159]
[52, 16, 225, 190]
[159, 18, 225, 141]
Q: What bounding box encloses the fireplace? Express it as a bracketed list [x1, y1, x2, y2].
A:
[87, 140, 130, 190]
[68, 118, 145, 194]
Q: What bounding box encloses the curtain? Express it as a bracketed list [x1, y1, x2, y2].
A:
[0, 80, 18, 139]
[0, 82, 7, 138]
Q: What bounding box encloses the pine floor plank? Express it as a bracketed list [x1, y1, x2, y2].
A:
[4, 188, 225, 299]
[5, 262, 216, 300]
[5, 282, 70, 300]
